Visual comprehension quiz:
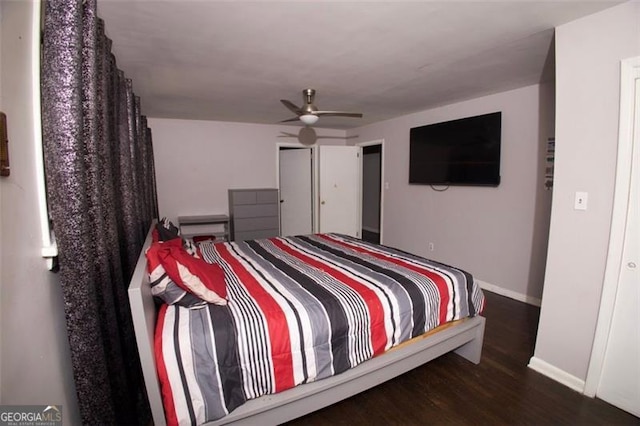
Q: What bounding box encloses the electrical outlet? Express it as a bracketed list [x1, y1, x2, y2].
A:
[428, 242, 435, 251]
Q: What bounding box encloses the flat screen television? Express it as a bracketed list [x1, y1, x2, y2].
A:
[409, 112, 501, 186]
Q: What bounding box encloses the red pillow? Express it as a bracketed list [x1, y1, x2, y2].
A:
[149, 239, 227, 305]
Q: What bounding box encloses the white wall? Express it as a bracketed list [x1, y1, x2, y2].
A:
[0, 1, 81, 423]
[533, 1, 640, 384]
[148, 118, 347, 221]
[348, 83, 555, 303]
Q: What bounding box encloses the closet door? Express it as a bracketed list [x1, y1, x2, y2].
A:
[596, 73, 640, 417]
[318, 146, 361, 237]
[279, 148, 313, 236]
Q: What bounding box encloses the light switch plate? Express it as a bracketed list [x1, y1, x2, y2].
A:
[574, 191, 588, 210]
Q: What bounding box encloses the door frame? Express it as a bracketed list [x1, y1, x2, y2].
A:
[357, 139, 385, 244]
[277, 139, 385, 239]
[276, 142, 317, 233]
[584, 56, 640, 396]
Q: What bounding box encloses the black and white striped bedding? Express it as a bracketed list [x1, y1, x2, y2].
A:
[155, 233, 485, 425]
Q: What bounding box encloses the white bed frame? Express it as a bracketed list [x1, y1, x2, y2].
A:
[128, 223, 486, 426]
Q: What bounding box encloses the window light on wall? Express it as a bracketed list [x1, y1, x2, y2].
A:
[32, 3, 57, 270]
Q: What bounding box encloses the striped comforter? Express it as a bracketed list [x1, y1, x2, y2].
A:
[155, 234, 485, 425]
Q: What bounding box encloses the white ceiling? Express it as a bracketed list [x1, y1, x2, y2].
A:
[97, 0, 622, 129]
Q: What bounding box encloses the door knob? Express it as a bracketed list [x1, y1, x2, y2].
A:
[321, 201, 325, 205]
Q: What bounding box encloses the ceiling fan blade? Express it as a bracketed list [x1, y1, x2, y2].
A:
[315, 111, 363, 118]
[279, 131, 298, 137]
[280, 99, 302, 115]
[280, 117, 301, 123]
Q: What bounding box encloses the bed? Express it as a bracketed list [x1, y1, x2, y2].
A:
[128, 223, 486, 425]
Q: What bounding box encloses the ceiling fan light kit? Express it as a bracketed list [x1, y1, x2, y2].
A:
[299, 114, 319, 125]
[280, 88, 363, 126]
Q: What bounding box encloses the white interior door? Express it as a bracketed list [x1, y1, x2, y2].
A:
[318, 145, 361, 237]
[279, 148, 313, 236]
[596, 76, 640, 417]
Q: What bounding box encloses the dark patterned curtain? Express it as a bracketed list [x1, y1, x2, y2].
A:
[41, 0, 157, 424]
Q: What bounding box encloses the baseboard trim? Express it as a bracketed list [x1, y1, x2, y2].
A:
[528, 356, 586, 393]
[475, 279, 542, 307]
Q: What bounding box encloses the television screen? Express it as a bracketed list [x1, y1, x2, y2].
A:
[409, 112, 501, 186]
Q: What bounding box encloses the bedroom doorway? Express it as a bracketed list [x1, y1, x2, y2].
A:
[278, 142, 380, 240]
[358, 140, 384, 244]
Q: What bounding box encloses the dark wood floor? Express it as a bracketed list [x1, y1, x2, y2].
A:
[285, 291, 640, 425]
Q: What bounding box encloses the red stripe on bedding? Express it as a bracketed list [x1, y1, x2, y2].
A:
[272, 238, 387, 356]
[216, 243, 295, 392]
[155, 304, 178, 426]
[319, 234, 451, 325]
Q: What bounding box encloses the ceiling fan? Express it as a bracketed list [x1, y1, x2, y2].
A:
[280, 89, 363, 125]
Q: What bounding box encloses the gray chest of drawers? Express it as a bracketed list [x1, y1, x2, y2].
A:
[228, 188, 280, 241]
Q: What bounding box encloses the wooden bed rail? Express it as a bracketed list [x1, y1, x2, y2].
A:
[128, 221, 166, 425]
